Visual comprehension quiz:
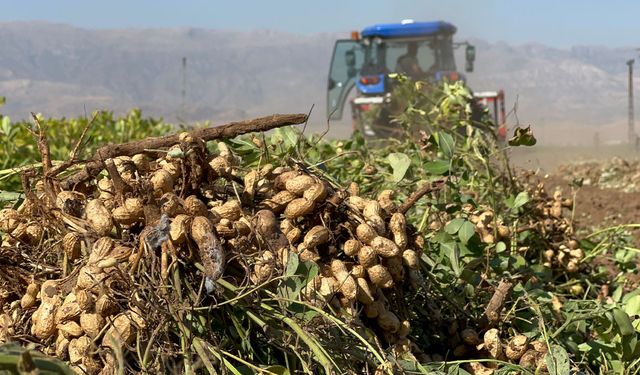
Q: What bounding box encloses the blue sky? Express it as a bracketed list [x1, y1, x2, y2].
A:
[1, 0, 639, 48]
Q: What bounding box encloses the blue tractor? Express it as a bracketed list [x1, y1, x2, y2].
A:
[326, 20, 504, 139]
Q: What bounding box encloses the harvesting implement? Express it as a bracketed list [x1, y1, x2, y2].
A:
[326, 19, 506, 139]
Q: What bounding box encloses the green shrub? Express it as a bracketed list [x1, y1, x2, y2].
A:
[0, 103, 172, 192]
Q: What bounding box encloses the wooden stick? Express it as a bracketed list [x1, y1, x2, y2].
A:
[29, 113, 53, 174]
[48, 112, 96, 178]
[397, 178, 447, 214]
[481, 279, 513, 328]
[61, 113, 307, 190]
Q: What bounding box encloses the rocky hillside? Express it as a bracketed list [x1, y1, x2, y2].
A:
[0, 22, 636, 142]
[462, 40, 634, 131]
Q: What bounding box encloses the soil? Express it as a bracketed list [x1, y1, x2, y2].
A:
[545, 175, 640, 233]
[510, 144, 640, 236]
[542, 174, 640, 289]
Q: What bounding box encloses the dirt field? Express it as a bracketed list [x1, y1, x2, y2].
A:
[511, 144, 640, 242]
[545, 175, 639, 229]
[509, 144, 640, 171]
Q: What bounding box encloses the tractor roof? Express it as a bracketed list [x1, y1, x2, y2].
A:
[361, 20, 456, 39]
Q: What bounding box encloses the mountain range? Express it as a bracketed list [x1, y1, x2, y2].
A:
[0, 22, 637, 144]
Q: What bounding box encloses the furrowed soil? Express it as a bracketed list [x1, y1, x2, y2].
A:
[512, 144, 640, 287]
[511, 143, 640, 238]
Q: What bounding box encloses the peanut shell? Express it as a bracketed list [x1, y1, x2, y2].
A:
[85, 199, 113, 237]
[351, 264, 366, 278]
[103, 314, 135, 350]
[304, 226, 330, 248]
[355, 223, 377, 245]
[284, 198, 314, 219]
[367, 265, 394, 289]
[56, 294, 81, 324]
[40, 280, 58, 300]
[483, 328, 503, 359]
[112, 197, 144, 225]
[80, 313, 104, 339]
[131, 153, 150, 172]
[150, 169, 174, 195]
[76, 290, 94, 312]
[285, 175, 315, 196]
[303, 181, 329, 203]
[377, 310, 400, 332]
[377, 190, 396, 215]
[0, 208, 21, 233]
[212, 200, 242, 221]
[402, 249, 419, 269]
[254, 210, 277, 237]
[24, 283, 38, 298]
[31, 295, 60, 340]
[363, 200, 383, 219]
[89, 237, 115, 264]
[347, 196, 367, 211]
[389, 213, 408, 250]
[357, 246, 378, 268]
[95, 294, 118, 317]
[506, 335, 529, 361]
[58, 321, 84, 339]
[356, 278, 375, 305]
[343, 239, 362, 257]
[184, 195, 208, 216]
[262, 190, 296, 213]
[274, 170, 301, 190]
[370, 236, 401, 258]
[170, 214, 191, 244]
[55, 333, 70, 360]
[20, 294, 36, 309]
[63, 232, 83, 260]
[68, 336, 92, 364]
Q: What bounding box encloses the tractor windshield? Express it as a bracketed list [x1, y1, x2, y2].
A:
[326, 33, 457, 120]
[362, 35, 456, 77]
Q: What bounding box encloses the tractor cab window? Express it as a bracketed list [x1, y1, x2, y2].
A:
[361, 36, 456, 79]
[327, 39, 364, 120]
[388, 39, 436, 79]
[436, 35, 456, 71]
[360, 38, 386, 75]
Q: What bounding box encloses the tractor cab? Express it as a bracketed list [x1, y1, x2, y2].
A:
[327, 20, 476, 127]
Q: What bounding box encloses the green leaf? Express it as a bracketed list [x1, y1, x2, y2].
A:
[625, 295, 640, 317]
[284, 251, 299, 277]
[275, 126, 300, 149]
[0, 343, 77, 374]
[511, 254, 527, 270]
[544, 345, 570, 375]
[613, 286, 624, 302]
[278, 253, 318, 303]
[387, 153, 411, 182]
[280, 316, 336, 371]
[1, 116, 10, 135]
[614, 308, 635, 336]
[263, 365, 290, 375]
[458, 221, 476, 244]
[444, 218, 465, 234]
[424, 160, 450, 175]
[432, 231, 454, 245]
[577, 340, 616, 353]
[508, 125, 537, 146]
[435, 132, 455, 159]
[0, 191, 23, 202]
[512, 192, 530, 210]
[442, 242, 461, 276]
